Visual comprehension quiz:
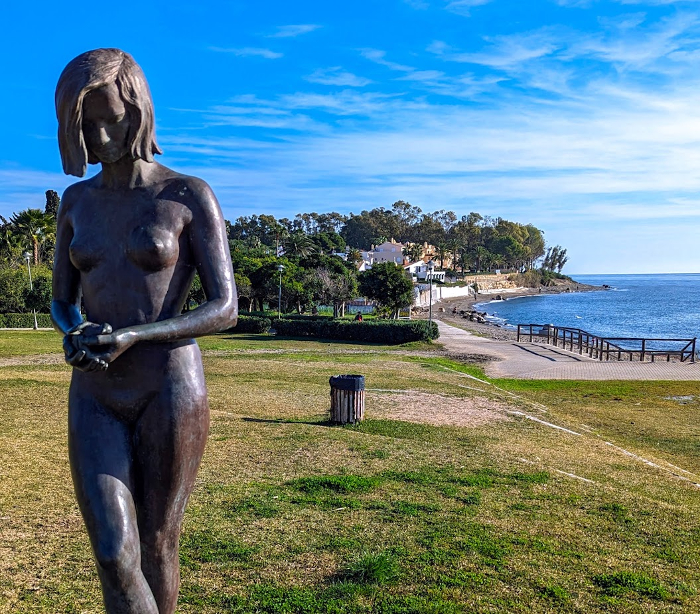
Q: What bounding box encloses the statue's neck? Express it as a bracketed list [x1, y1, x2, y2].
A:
[98, 157, 157, 190]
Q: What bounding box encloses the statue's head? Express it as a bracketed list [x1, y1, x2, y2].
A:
[56, 48, 162, 177]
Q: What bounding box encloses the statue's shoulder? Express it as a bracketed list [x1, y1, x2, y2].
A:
[157, 168, 219, 212]
[59, 178, 96, 218]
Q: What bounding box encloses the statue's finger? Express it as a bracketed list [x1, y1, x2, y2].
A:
[67, 349, 86, 366]
[101, 323, 113, 334]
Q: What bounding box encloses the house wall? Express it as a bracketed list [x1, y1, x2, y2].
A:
[413, 274, 523, 307]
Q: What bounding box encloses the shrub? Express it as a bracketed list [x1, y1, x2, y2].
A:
[0, 268, 28, 314]
[224, 315, 271, 334]
[273, 319, 439, 344]
[274, 314, 333, 321]
[239, 310, 276, 318]
[0, 313, 53, 328]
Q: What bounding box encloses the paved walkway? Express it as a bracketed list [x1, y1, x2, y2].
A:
[436, 320, 700, 380]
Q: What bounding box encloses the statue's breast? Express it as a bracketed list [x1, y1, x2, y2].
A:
[69, 235, 105, 273]
[126, 224, 180, 272]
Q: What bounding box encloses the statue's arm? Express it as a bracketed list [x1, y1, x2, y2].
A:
[87, 179, 237, 358]
[51, 186, 83, 334]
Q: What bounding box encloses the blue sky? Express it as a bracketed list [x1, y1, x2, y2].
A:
[2, 0, 700, 274]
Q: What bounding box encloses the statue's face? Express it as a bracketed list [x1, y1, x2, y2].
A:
[82, 82, 130, 164]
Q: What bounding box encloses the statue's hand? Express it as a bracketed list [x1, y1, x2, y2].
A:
[63, 322, 113, 372]
[80, 329, 138, 366]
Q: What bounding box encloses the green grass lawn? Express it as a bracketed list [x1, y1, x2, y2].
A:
[1, 331, 699, 613]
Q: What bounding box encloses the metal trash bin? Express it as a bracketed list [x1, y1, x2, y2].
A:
[329, 375, 365, 424]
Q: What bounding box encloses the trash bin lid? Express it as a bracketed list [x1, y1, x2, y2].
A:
[329, 374, 365, 391]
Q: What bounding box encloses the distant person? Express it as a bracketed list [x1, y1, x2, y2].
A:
[354, 312, 363, 322]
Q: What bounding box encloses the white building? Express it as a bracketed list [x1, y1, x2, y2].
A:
[405, 261, 446, 282]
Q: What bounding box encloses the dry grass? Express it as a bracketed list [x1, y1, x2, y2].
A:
[1, 331, 699, 612]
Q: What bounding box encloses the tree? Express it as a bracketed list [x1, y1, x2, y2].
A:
[45, 190, 61, 218]
[24, 267, 52, 313]
[358, 262, 414, 319]
[406, 213, 445, 246]
[341, 207, 402, 249]
[0, 268, 29, 313]
[402, 243, 423, 263]
[184, 273, 205, 311]
[310, 231, 345, 255]
[0, 219, 22, 265]
[283, 232, 317, 258]
[523, 224, 545, 270]
[435, 243, 449, 269]
[305, 266, 357, 317]
[543, 245, 568, 273]
[234, 272, 253, 312]
[10, 208, 56, 265]
[346, 248, 364, 267]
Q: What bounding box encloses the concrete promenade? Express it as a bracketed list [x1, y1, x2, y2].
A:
[436, 320, 700, 380]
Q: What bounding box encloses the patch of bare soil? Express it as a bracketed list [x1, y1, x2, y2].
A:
[0, 354, 64, 368]
[369, 391, 512, 427]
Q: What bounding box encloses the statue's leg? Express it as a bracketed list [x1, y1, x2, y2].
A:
[133, 359, 210, 614]
[68, 390, 159, 614]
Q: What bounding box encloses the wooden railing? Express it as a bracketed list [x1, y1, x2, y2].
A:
[516, 324, 697, 363]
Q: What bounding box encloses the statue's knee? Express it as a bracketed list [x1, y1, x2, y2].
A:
[141, 529, 179, 561]
[94, 536, 139, 574]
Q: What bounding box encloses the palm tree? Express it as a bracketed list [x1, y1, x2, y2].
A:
[346, 248, 364, 267]
[435, 243, 449, 269]
[10, 209, 56, 265]
[283, 232, 317, 258]
[402, 243, 423, 263]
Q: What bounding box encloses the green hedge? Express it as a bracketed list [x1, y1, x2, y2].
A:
[0, 313, 53, 328]
[273, 319, 439, 344]
[224, 315, 272, 334]
[239, 310, 276, 319]
[240, 311, 333, 321]
[275, 314, 334, 321]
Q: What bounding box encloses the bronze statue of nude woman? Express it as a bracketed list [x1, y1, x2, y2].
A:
[51, 48, 237, 613]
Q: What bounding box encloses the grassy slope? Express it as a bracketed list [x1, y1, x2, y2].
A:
[1, 332, 699, 613]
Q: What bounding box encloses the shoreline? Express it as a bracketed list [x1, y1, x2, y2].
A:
[432, 281, 604, 342]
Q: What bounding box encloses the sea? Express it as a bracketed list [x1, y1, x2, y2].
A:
[475, 274, 700, 342]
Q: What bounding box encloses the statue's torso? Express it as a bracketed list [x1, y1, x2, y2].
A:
[67, 174, 197, 331]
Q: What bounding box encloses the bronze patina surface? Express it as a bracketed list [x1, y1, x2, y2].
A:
[52, 48, 237, 614]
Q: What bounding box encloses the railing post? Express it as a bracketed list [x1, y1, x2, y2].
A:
[641, 339, 646, 362]
[517, 325, 521, 342]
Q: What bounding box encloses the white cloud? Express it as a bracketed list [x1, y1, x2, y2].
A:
[566, 11, 700, 70]
[435, 30, 561, 69]
[209, 47, 283, 59]
[360, 48, 414, 72]
[268, 24, 322, 38]
[445, 0, 493, 16]
[305, 67, 372, 87]
[0, 168, 75, 218]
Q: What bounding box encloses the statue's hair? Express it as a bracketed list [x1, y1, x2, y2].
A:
[55, 48, 162, 177]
